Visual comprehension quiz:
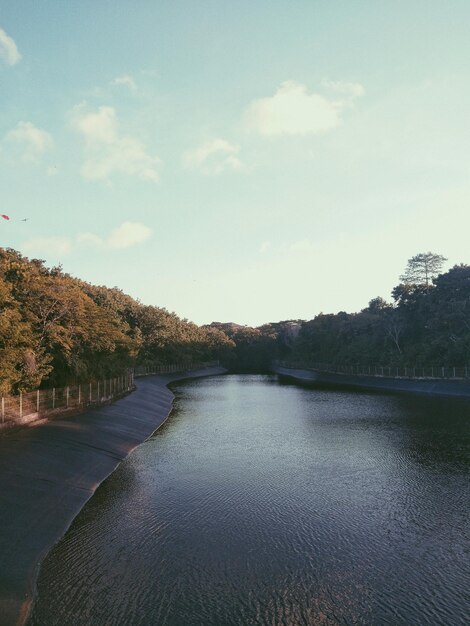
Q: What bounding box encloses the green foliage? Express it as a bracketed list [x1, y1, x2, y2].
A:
[399, 251, 447, 287]
[208, 321, 302, 372]
[1, 247, 466, 392]
[288, 253, 470, 368]
[0, 248, 234, 393]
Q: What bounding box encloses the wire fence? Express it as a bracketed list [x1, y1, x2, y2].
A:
[134, 361, 220, 377]
[275, 361, 470, 380]
[0, 361, 221, 431]
[1, 373, 135, 429]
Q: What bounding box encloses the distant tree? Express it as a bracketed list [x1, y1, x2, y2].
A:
[364, 296, 391, 312]
[400, 252, 447, 287]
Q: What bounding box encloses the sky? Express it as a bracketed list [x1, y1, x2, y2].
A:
[1, 1, 469, 326]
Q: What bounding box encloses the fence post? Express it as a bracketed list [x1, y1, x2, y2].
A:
[66, 386, 69, 408]
[1, 397, 4, 424]
[20, 392, 23, 419]
[37, 389, 40, 413]
[52, 388, 55, 409]
[78, 384, 81, 405]
[89, 382, 92, 403]
[453, 367, 456, 378]
[98, 381, 100, 400]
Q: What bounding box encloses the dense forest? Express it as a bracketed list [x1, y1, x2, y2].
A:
[1, 247, 468, 394]
[0, 248, 234, 393]
[289, 253, 470, 369]
[215, 252, 470, 372]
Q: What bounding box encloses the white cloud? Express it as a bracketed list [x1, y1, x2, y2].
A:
[259, 241, 272, 254]
[288, 239, 316, 252]
[0, 27, 21, 66]
[77, 222, 152, 249]
[183, 138, 243, 175]
[106, 221, 152, 249]
[69, 103, 160, 182]
[321, 80, 365, 100]
[21, 222, 152, 259]
[76, 232, 104, 247]
[111, 74, 137, 92]
[5, 121, 53, 162]
[244, 80, 364, 136]
[22, 237, 73, 257]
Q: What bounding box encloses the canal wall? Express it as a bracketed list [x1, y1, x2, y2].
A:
[273, 365, 470, 398]
[0, 366, 226, 626]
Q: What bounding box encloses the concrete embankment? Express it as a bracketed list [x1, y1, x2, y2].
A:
[273, 365, 470, 398]
[0, 366, 226, 626]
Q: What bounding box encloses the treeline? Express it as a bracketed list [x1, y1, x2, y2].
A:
[1, 248, 468, 393]
[211, 253, 470, 371]
[0, 248, 234, 393]
[206, 321, 301, 373]
[290, 254, 470, 368]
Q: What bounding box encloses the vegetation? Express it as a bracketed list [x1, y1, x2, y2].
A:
[206, 321, 302, 373]
[0, 248, 234, 393]
[1, 247, 468, 393]
[288, 254, 470, 368]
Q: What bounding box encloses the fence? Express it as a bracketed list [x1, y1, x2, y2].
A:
[275, 361, 470, 380]
[0, 361, 221, 431]
[133, 361, 219, 377]
[1, 373, 135, 430]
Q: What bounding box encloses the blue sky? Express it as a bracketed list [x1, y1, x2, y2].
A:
[1, 1, 469, 325]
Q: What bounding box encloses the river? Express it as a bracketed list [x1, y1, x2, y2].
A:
[29, 375, 470, 625]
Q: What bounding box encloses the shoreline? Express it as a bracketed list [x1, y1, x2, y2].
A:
[273, 365, 470, 398]
[0, 366, 226, 626]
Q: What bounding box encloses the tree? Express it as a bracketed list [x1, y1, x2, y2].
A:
[400, 252, 447, 287]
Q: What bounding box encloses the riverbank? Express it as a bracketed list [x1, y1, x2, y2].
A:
[0, 366, 226, 626]
[273, 365, 470, 398]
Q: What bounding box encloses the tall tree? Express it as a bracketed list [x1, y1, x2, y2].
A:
[400, 252, 447, 287]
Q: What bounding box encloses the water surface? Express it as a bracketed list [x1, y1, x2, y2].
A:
[30, 375, 470, 625]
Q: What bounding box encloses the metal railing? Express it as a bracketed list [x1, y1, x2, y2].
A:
[134, 361, 220, 377]
[1, 373, 135, 430]
[0, 361, 222, 431]
[275, 361, 470, 380]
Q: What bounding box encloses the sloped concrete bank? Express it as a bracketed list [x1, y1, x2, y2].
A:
[273, 365, 470, 398]
[0, 366, 226, 626]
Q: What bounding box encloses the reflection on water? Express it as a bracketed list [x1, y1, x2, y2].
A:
[29, 375, 470, 625]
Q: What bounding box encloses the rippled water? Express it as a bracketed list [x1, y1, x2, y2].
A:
[29, 375, 470, 625]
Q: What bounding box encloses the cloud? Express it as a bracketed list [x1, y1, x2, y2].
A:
[106, 221, 152, 249]
[22, 237, 73, 257]
[183, 138, 243, 175]
[22, 222, 152, 259]
[244, 79, 364, 136]
[288, 239, 316, 252]
[111, 74, 137, 92]
[69, 103, 160, 182]
[5, 121, 53, 162]
[76, 232, 104, 247]
[321, 80, 365, 100]
[0, 27, 21, 66]
[78, 221, 152, 249]
[259, 241, 272, 254]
